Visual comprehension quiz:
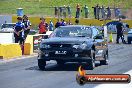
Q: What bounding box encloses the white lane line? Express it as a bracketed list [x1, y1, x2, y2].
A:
[94, 70, 132, 88]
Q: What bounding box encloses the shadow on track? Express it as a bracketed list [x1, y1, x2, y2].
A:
[25, 62, 101, 71]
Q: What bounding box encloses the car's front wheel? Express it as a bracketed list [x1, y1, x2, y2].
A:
[100, 50, 108, 65]
[87, 50, 95, 70]
[38, 59, 46, 70]
[128, 39, 131, 44]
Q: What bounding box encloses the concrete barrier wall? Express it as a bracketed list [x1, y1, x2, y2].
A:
[0, 43, 22, 59]
[0, 37, 33, 59]
[0, 34, 42, 59]
[12, 16, 132, 28]
[25, 35, 34, 55]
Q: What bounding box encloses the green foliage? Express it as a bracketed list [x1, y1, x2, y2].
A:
[0, 0, 131, 17]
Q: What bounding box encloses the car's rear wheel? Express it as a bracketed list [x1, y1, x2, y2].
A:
[100, 50, 108, 65]
[87, 50, 95, 70]
[38, 59, 46, 70]
[56, 60, 65, 65]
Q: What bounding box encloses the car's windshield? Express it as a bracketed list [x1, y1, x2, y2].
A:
[50, 26, 92, 38]
[1, 24, 15, 29]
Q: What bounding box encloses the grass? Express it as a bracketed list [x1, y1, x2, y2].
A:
[0, 0, 131, 18]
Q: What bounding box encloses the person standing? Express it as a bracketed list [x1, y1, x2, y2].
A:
[67, 5, 71, 18]
[116, 18, 126, 44]
[49, 20, 54, 31]
[96, 4, 100, 20]
[101, 5, 105, 19]
[38, 17, 48, 34]
[55, 7, 59, 17]
[22, 15, 31, 39]
[59, 7, 63, 18]
[75, 4, 80, 18]
[84, 5, 89, 18]
[55, 19, 61, 28]
[92, 6, 97, 19]
[107, 6, 111, 19]
[75, 19, 79, 25]
[14, 17, 25, 54]
[92, 4, 100, 19]
[67, 20, 72, 25]
[63, 5, 67, 18]
[114, 7, 121, 18]
[60, 19, 66, 26]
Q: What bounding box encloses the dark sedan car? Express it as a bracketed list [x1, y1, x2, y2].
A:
[128, 29, 132, 44]
[38, 25, 108, 70]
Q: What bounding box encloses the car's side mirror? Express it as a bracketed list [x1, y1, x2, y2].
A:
[43, 35, 49, 39]
[94, 35, 103, 39]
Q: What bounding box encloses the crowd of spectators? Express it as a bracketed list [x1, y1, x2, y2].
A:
[38, 17, 73, 34]
[54, 4, 122, 20]
[92, 4, 122, 20]
[54, 4, 89, 18]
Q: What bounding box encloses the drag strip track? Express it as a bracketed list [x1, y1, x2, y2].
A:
[0, 44, 132, 88]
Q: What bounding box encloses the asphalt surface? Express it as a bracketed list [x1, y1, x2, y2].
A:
[0, 43, 132, 88]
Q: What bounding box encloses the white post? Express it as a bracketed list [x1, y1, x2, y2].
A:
[104, 26, 108, 41]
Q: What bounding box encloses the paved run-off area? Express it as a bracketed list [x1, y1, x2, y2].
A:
[0, 44, 132, 88]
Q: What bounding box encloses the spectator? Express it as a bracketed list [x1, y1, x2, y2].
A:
[96, 4, 100, 20]
[84, 5, 89, 18]
[92, 4, 100, 19]
[101, 5, 105, 19]
[67, 20, 72, 25]
[49, 20, 54, 31]
[22, 15, 31, 39]
[59, 7, 63, 18]
[75, 4, 80, 18]
[63, 5, 67, 18]
[92, 6, 97, 19]
[67, 5, 71, 18]
[55, 7, 59, 17]
[107, 6, 111, 19]
[114, 7, 121, 18]
[38, 17, 48, 34]
[116, 18, 126, 44]
[55, 19, 61, 28]
[14, 17, 25, 54]
[61, 19, 66, 26]
[75, 19, 79, 25]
